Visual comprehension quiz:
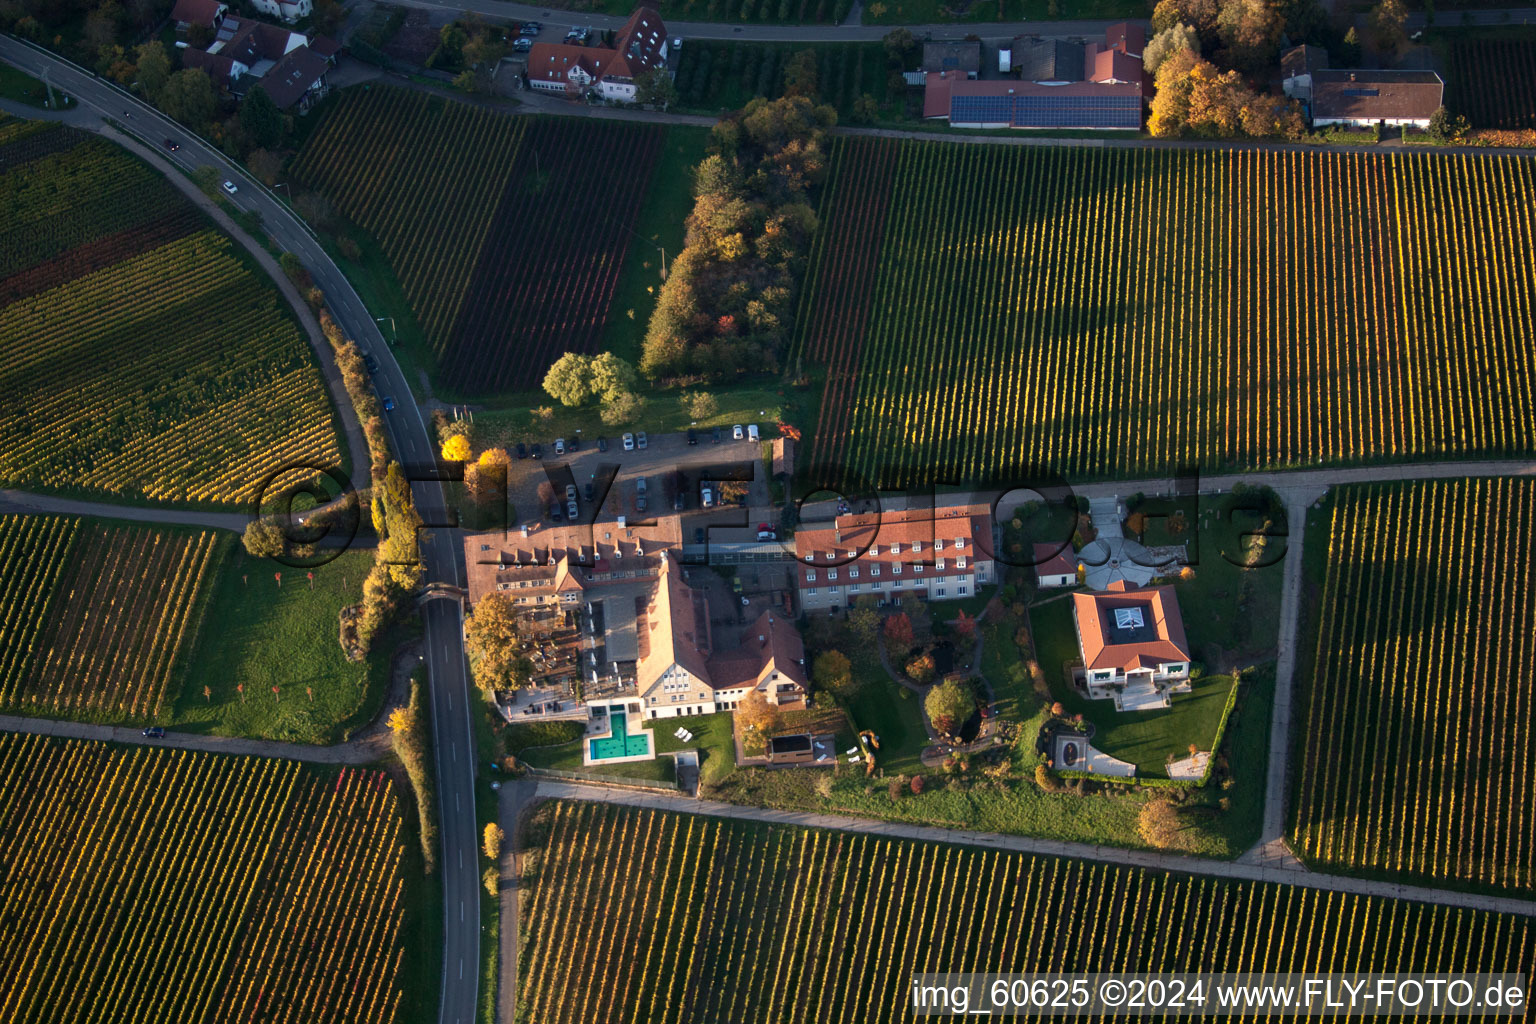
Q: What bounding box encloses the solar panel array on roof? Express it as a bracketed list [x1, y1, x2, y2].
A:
[950, 92, 1141, 129]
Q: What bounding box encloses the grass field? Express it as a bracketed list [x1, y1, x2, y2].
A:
[793, 138, 1536, 488]
[532, 0, 853, 24]
[673, 41, 902, 120]
[291, 87, 664, 398]
[1290, 477, 1536, 896]
[0, 119, 345, 507]
[0, 516, 225, 721]
[170, 547, 394, 744]
[517, 801, 1536, 1023]
[0, 733, 418, 1024]
[0, 65, 74, 109]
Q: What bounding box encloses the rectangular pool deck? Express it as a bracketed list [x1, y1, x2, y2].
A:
[584, 706, 656, 766]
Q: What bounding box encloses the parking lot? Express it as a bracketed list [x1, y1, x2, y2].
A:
[504, 428, 774, 530]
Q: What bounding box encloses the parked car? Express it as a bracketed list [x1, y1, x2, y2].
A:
[747, 423, 760, 442]
[142, 726, 166, 739]
[554, 438, 567, 456]
[549, 502, 563, 520]
[512, 36, 532, 52]
[567, 499, 579, 519]
[733, 424, 744, 440]
[673, 491, 685, 511]
[694, 527, 705, 544]
[712, 426, 722, 443]
[163, 138, 179, 151]
[381, 395, 395, 412]
[568, 436, 580, 452]
[701, 485, 715, 508]
[686, 428, 697, 445]
[222, 180, 238, 195]
[597, 436, 608, 452]
[531, 443, 543, 459]
[519, 21, 541, 34]
[515, 442, 528, 460]
[622, 432, 635, 451]
[757, 523, 776, 540]
[636, 431, 648, 450]
[565, 484, 578, 504]
[635, 477, 648, 512]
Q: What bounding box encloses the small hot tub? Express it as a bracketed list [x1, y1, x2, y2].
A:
[769, 734, 811, 755]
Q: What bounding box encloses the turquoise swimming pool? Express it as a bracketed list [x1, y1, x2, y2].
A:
[588, 708, 653, 761]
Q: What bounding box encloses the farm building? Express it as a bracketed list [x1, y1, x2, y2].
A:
[525, 6, 670, 101]
[921, 39, 982, 78]
[250, 0, 310, 23]
[1071, 581, 1192, 712]
[924, 73, 1143, 130]
[1280, 44, 1330, 102]
[1010, 37, 1085, 83]
[795, 503, 997, 611]
[1033, 543, 1078, 589]
[1309, 69, 1444, 128]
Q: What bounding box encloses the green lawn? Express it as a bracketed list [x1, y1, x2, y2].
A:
[0, 65, 73, 109]
[168, 548, 395, 744]
[646, 710, 736, 786]
[1028, 597, 1238, 777]
[841, 655, 928, 774]
[518, 727, 679, 783]
[979, 617, 1047, 725]
[863, 0, 1147, 22]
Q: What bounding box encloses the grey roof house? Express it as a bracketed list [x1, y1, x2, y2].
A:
[921, 40, 982, 79]
[1011, 36, 1085, 83]
[1310, 69, 1444, 128]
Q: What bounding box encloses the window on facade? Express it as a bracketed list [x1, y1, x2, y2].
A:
[1166, 663, 1186, 674]
[957, 556, 967, 569]
[892, 563, 902, 575]
[807, 587, 818, 596]
[849, 568, 859, 578]
[849, 583, 860, 592]
[805, 554, 814, 563]
[890, 543, 900, 555]
[936, 558, 945, 570]
[958, 585, 968, 594]
[912, 541, 922, 553]
[914, 564, 924, 573]
[870, 566, 880, 576]
[936, 587, 946, 596]
[934, 538, 944, 551]
[807, 571, 816, 582]
[828, 569, 838, 580]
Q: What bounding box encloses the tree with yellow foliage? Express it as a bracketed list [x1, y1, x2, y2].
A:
[441, 434, 471, 461]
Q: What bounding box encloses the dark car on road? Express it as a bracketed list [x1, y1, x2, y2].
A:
[636, 431, 648, 450]
[362, 352, 380, 374]
[531, 443, 543, 459]
[142, 726, 166, 739]
[163, 138, 179, 151]
[686, 428, 697, 445]
[381, 395, 395, 412]
[569, 436, 580, 452]
[711, 426, 722, 443]
[597, 436, 608, 452]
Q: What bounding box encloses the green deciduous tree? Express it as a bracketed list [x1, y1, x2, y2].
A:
[134, 40, 171, 101]
[464, 592, 534, 693]
[542, 352, 594, 407]
[239, 85, 283, 150]
[158, 68, 216, 130]
[811, 649, 857, 701]
[924, 676, 974, 734]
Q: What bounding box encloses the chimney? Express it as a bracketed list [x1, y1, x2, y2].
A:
[521, 524, 530, 537]
[1349, 72, 1356, 81]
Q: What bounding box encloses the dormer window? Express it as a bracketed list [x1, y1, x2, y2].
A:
[890, 543, 901, 555]
[955, 537, 966, 548]
[912, 541, 922, 553]
[804, 554, 814, 563]
[934, 539, 944, 551]
[914, 563, 924, 573]
[849, 568, 859, 578]
[957, 556, 967, 569]
[828, 569, 838, 580]
[892, 563, 902, 575]
[807, 571, 816, 582]
[871, 566, 880, 577]
[936, 558, 946, 570]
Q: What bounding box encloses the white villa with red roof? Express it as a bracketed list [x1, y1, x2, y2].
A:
[526, 6, 669, 102]
[1072, 581, 1192, 712]
[794, 504, 996, 612]
[1033, 542, 1077, 588]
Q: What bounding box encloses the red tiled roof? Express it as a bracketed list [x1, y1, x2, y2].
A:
[606, 5, 667, 81]
[171, 0, 225, 27]
[1090, 47, 1142, 85]
[526, 42, 607, 86]
[1072, 581, 1191, 672]
[261, 45, 328, 109]
[1105, 21, 1145, 57]
[794, 503, 993, 586]
[1032, 543, 1076, 579]
[180, 47, 239, 80]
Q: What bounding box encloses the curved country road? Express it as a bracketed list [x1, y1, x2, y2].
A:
[0, 36, 484, 1024]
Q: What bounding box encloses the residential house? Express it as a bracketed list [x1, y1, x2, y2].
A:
[1280, 43, 1329, 102]
[921, 39, 982, 79]
[251, 0, 312, 24]
[183, 14, 332, 111]
[1309, 69, 1444, 128]
[170, 0, 227, 32]
[1033, 543, 1077, 589]
[525, 6, 670, 101]
[795, 503, 997, 611]
[1071, 580, 1192, 711]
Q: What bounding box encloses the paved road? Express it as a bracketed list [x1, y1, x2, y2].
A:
[0, 489, 253, 531]
[0, 37, 484, 1024]
[527, 780, 1536, 917]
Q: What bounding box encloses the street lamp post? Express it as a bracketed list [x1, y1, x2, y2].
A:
[375, 316, 397, 345]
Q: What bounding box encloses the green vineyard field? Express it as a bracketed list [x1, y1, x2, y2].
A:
[0, 120, 345, 507]
[1290, 478, 1536, 896]
[0, 734, 413, 1024]
[0, 515, 224, 721]
[518, 802, 1536, 1022]
[291, 86, 663, 395]
[793, 139, 1536, 488]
